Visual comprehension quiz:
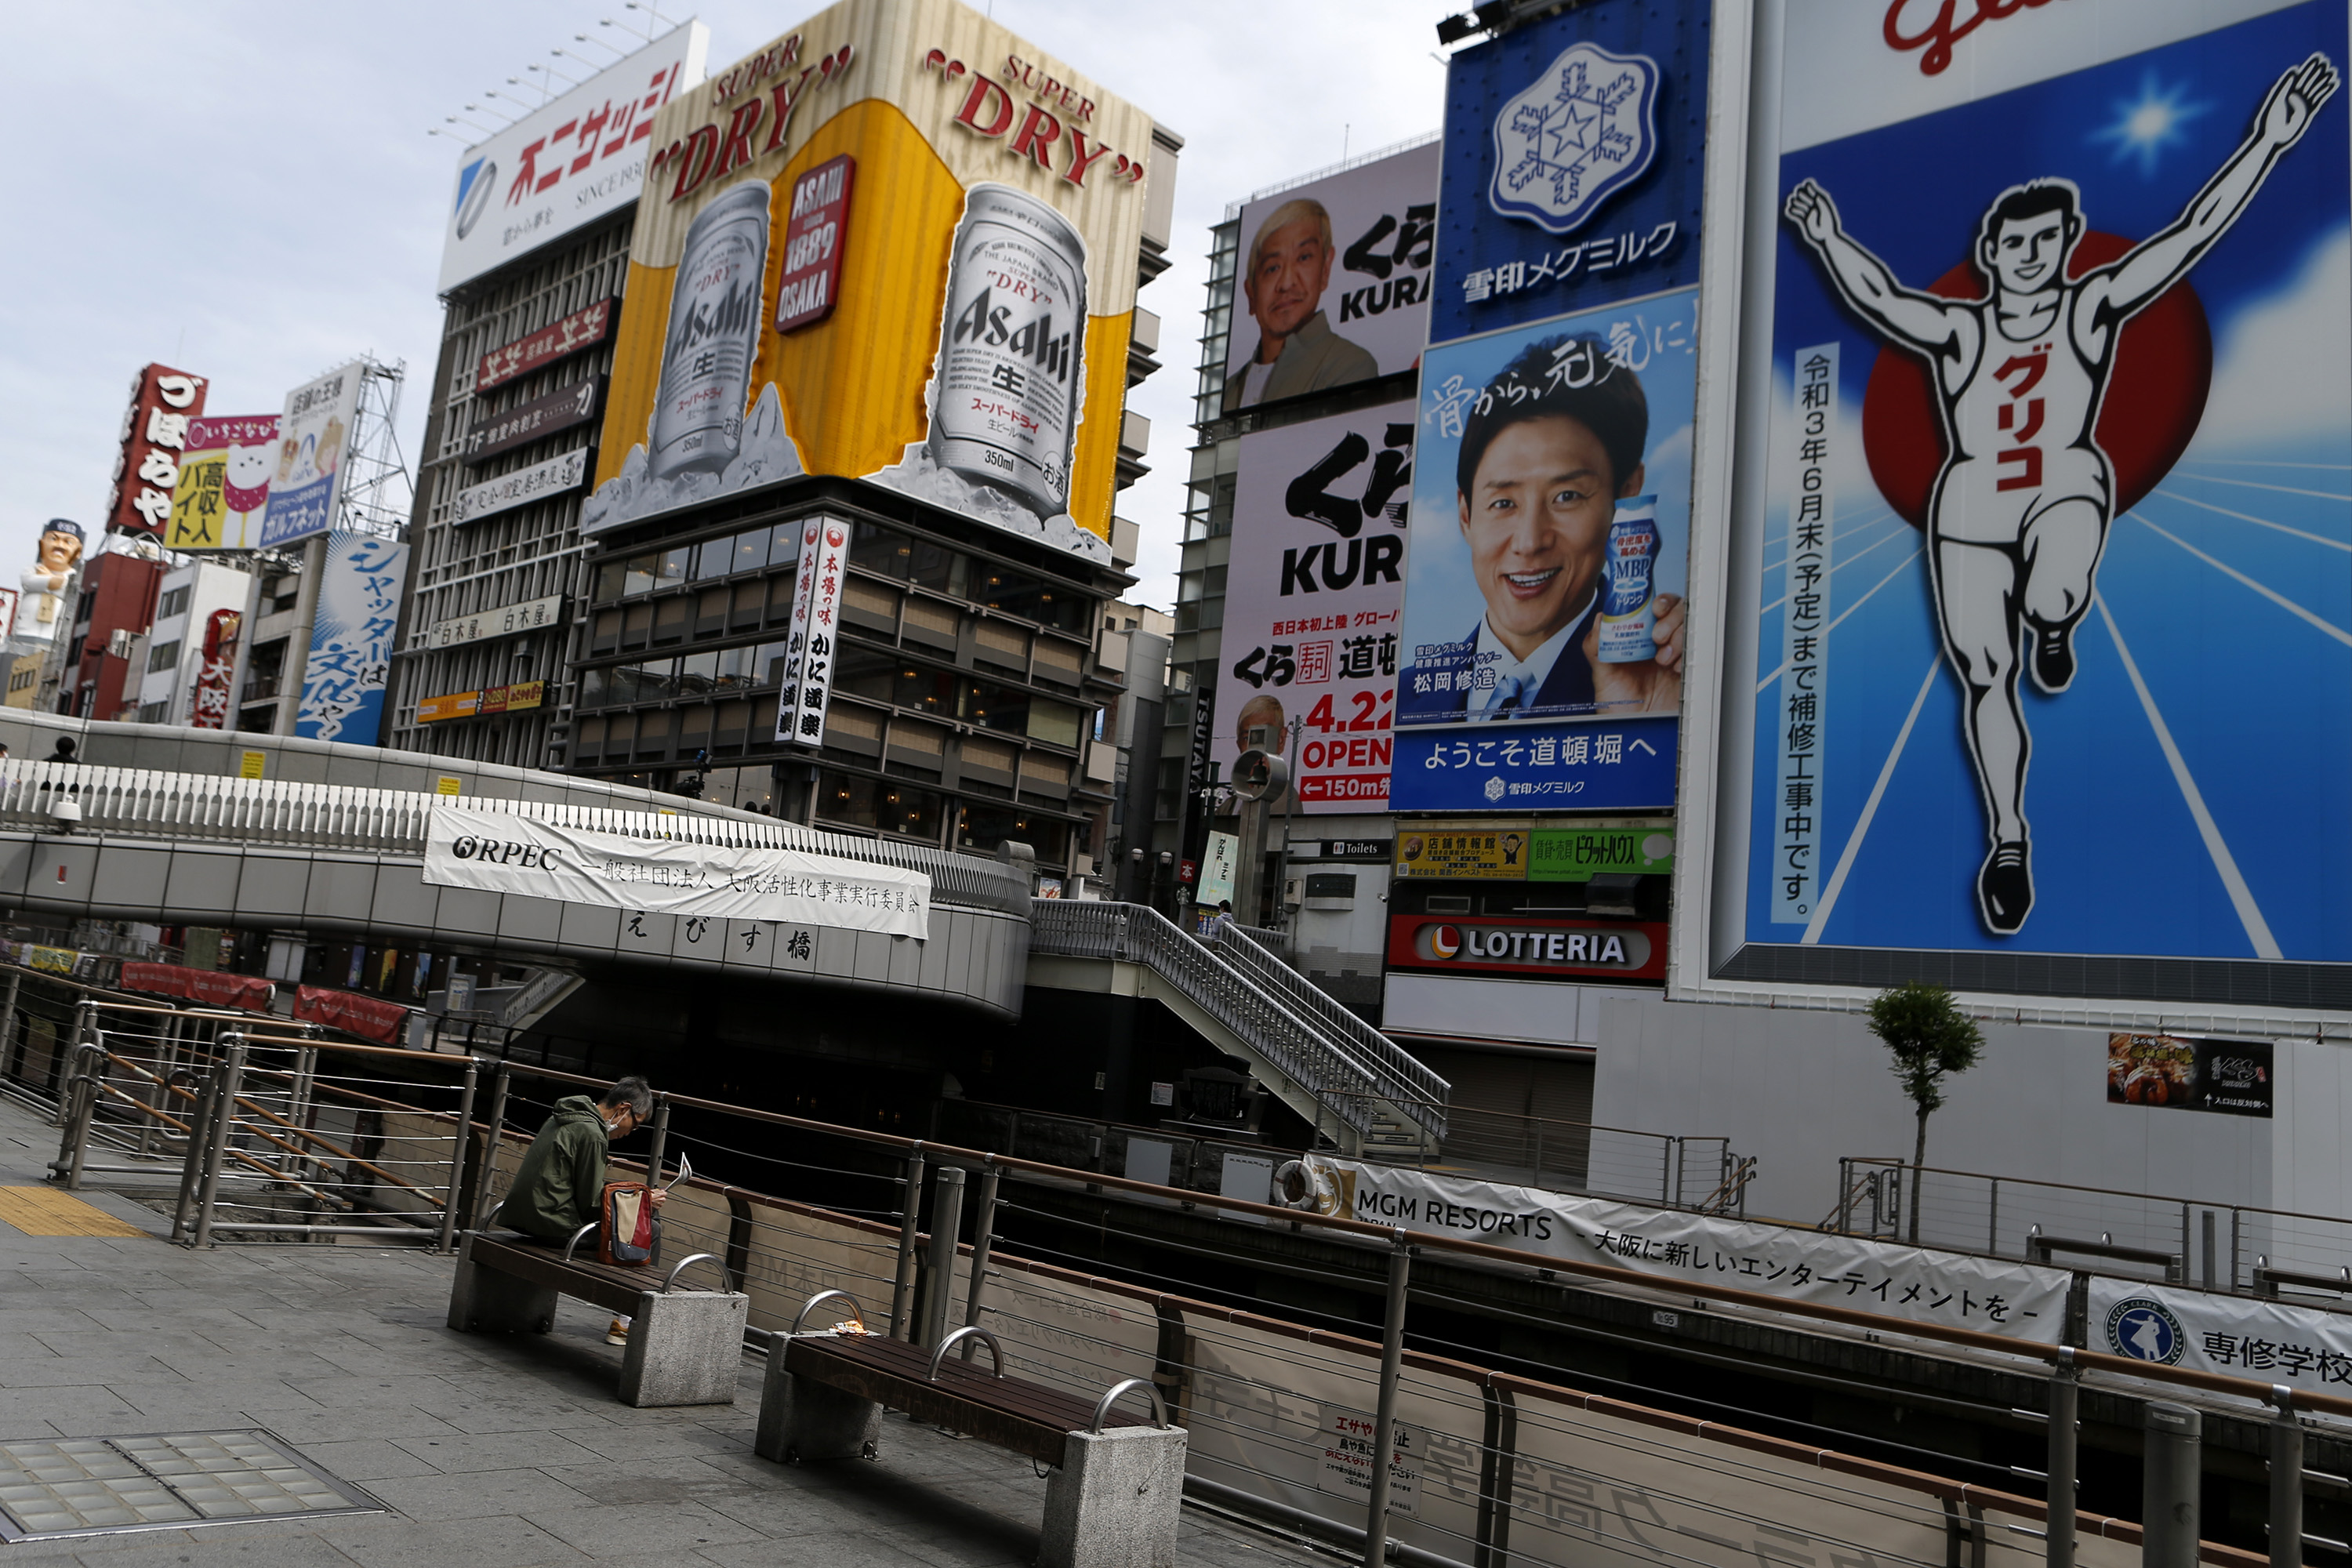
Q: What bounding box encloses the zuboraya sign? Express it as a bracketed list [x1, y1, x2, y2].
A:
[423, 806, 929, 938]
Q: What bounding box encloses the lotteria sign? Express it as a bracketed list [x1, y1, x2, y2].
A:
[1386, 914, 1664, 980]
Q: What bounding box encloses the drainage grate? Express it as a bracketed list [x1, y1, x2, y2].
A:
[0, 1429, 380, 1541]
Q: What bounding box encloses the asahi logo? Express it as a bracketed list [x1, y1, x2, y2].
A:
[949, 286, 1073, 385]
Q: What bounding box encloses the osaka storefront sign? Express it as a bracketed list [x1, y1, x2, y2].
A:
[423, 805, 930, 938]
[1385, 914, 1665, 982]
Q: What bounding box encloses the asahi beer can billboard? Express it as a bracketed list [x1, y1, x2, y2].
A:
[1674, 0, 2352, 1036]
[581, 0, 1163, 563]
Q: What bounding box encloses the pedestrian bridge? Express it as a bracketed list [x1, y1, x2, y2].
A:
[0, 714, 1448, 1156]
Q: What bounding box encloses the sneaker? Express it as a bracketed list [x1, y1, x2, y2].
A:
[606, 1318, 630, 1345]
[1976, 841, 2034, 935]
[2031, 622, 2076, 694]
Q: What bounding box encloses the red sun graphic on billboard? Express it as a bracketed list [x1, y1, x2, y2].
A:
[1860, 233, 2212, 528]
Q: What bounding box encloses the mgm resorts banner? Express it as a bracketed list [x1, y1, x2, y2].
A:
[423, 806, 930, 938]
[1291, 1157, 2069, 1345]
[583, 0, 1161, 564]
[2088, 1276, 2352, 1396]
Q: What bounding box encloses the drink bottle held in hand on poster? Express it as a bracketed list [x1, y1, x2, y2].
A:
[928, 183, 1089, 518]
[1596, 494, 1659, 663]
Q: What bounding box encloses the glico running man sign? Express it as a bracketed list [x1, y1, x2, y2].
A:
[1675, 1, 2352, 1035]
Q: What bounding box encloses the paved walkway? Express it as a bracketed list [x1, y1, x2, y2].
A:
[0, 1095, 1317, 1567]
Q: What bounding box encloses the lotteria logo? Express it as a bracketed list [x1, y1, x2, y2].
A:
[1410, 921, 1645, 967]
[1430, 924, 1462, 958]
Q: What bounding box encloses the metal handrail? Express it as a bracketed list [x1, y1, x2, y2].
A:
[1029, 901, 1441, 1144]
[790, 1288, 867, 1336]
[927, 1325, 1003, 1380]
[660, 1253, 725, 1293]
[0, 759, 1029, 913]
[1089, 1377, 1169, 1432]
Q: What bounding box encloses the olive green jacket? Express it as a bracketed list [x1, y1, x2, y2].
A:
[501, 1095, 610, 1242]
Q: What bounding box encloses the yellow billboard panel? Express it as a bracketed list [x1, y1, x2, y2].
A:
[583, 0, 1161, 564]
[167, 414, 279, 552]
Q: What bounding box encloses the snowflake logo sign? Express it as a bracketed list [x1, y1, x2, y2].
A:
[1489, 42, 1661, 236]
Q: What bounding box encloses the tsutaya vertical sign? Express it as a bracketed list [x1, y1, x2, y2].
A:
[584, 0, 1160, 564]
[1774, 346, 1835, 925]
[775, 517, 849, 746]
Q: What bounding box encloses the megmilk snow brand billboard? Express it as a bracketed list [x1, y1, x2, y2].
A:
[1212, 404, 1411, 813]
[260, 365, 363, 549]
[1221, 141, 1438, 415]
[581, 0, 1163, 564]
[438, 27, 708, 293]
[1675, 0, 2352, 1031]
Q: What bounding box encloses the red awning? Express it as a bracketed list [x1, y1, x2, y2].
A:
[292, 985, 410, 1046]
[118, 962, 274, 1014]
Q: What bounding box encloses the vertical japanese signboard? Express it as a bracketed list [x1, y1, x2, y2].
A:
[1679, 0, 2352, 1033]
[775, 517, 849, 747]
[188, 608, 241, 729]
[581, 0, 1163, 564]
[1214, 405, 1411, 812]
[260, 365, 363, 549]
[1387, 0, 1709, 814]
[106, 365, 207, 535]
[296, 531, 408, 745]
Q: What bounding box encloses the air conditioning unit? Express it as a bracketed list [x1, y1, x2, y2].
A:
[107, 629, 135, 659]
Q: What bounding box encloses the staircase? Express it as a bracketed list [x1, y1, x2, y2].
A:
[1027, 901, 1447, 1159]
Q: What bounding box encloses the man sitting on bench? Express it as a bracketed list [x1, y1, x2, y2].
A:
[501, 1076, 665, 1343]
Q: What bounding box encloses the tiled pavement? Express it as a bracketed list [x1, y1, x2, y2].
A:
[0, 1097, 1319, 1567]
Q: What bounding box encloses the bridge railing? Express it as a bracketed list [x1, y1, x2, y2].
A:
[0, 760, 1031, 913]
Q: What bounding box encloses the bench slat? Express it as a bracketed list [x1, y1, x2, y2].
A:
[784, 1334, 1147, 1465]
[466, 1234, 663, 1315]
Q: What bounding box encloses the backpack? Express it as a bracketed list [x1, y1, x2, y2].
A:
[598, 1181, 662, 1267]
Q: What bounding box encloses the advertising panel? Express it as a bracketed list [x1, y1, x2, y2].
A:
[1385, 913, 1666, 981]
[1290, 1156, 2071, 1344]
[2107, 1033, 2274, 1116]
[427, 593, 564, 652]
[1679, 1, 2352, 1030]
[452, 449, 590, 525]
[187, 607, 241, 729]
[421, 804, 932, 938]
[2086, 1276, 2352, 1393]
[106, 365, 207, 535]
[1392, 823, 1530, 879]
[1428, 0, 1709, 347]
[474, 299, 615, 395]
[1211, 404, 1410, 812]
[260, 365, 363, 549]
[437, 27, 708, 293]
[582, 0, 1163, 563]
[463, 379, 601, 465]
[167, 415, 278, 551]
[774, 516, 850, 746]
[295, 531, 408, 744]
[1221, 141, 1439, 415]
[1529, 819, 1674, 881]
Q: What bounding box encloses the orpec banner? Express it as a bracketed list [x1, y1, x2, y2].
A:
[583, 0, 1162, 564]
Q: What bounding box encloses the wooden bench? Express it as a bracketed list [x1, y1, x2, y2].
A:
[755, 1291, 1187, 1568]
[446, 1226, 749, 1408]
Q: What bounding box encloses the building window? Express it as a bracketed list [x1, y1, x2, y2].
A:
[147, 641, 180, 673]
[956, 802, 1067, 862]
[815, 768, 945, 840]
[158, 586, 191, 619]
[138, 701, 168, 724]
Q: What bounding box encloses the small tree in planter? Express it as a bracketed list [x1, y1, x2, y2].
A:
[1865, 982, 1984, 1244]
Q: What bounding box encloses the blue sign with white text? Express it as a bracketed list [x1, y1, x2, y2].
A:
[1390, 716, 1675, 813]
[1430, 0, 1709, 347]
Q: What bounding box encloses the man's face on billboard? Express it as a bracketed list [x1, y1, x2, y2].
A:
[1245, 219, 1334, 344]
[35, 532, 79, 575]
[1458, 416, 1642, 661]
[1982, 209, 2074, 296]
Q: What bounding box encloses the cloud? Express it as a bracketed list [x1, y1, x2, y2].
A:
[2194, 225, 2352, 456]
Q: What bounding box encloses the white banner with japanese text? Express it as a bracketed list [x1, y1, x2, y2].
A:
[422, 805, 929, 938]
[1295, 1157, 2068, 1343]
[2086, 1276, 2352, 1395]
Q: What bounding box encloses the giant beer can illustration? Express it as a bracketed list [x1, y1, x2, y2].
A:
[650, 181, 771, 481]
[927, 183, 1089, 517]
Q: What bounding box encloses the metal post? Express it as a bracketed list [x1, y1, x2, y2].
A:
[2271, 1388, 2303, 1568]
[1660, 1138, 1672, 1205]
[2143, 1402, 2201, 1568]
[890, 1145, 927, 1340]
[922, 1166, 967, 1348]
[1988, 1178, 2000, 1256]
[1529, 1123, 1544, 1188]
[191, 1037, 249, 1250]
[138, 1014, 181, 1159]
[1838, 1158, 1852, 1232]
[644, 1094, 671, 1188]
[2233, 1208, 2245, 1293]
[62, 1037, 103, 1192]
[2179, 1203, 2192, 1283]
[471, 1064, 511, 1229]
[171, 1069, 226, 1246]
[1473, 1385, 1517, 1568]
[435, 1060, 479, 1254]
[2045, 1349, 2076, 1568]
[961, 1161, 1001, 1359]
[285, 1045, 318, 1182]
[0, 967, 20, 1088]
[1363, 1232, 1413, 1568]
[2204, 1211, 2220, 1290]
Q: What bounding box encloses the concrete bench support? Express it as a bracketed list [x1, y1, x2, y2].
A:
[754, 1338, 885, 1463]
[446, 1233, 557, 1334]
[617, 1287, 751, 1407]
[1040, 1424, 1189, 1568]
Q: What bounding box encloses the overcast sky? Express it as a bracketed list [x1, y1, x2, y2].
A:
[0, 1, 1452, 612]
